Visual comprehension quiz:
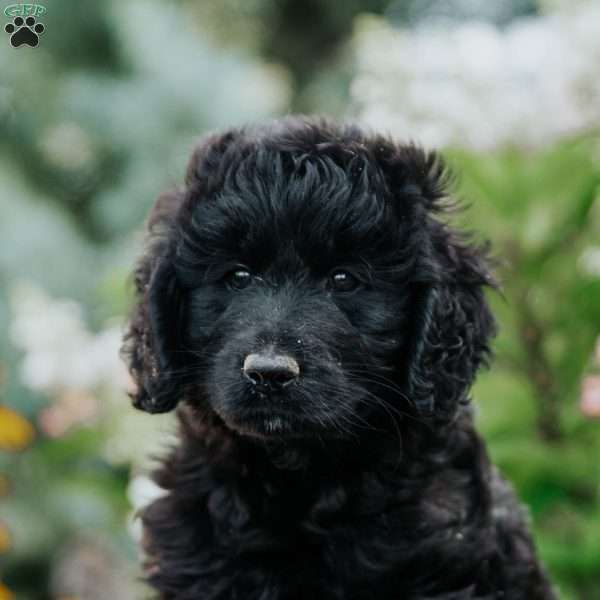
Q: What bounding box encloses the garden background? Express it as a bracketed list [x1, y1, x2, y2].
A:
[1, 1, 599, 598]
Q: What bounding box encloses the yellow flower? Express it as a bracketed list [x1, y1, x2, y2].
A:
[0, 581, 14, 600]
[0, 406, 35, 451]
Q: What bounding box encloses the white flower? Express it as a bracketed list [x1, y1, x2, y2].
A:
[127, 475, 168, 542]
[9, 280, 177, 466]
[350, 3, 600, 149]
[9, 282, 128, 393]
[127, 475, 167, 512]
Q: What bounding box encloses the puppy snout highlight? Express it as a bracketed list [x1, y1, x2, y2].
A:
[242, 351, 300, 389]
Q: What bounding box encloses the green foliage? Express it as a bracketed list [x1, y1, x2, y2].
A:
[452, 138, 600, 598]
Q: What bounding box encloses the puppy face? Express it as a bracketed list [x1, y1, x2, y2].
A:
[177, 156, 413, 439]
[123, 119, 496, 440]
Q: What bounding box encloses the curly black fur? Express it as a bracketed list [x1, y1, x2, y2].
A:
[122, 117, 557, 599]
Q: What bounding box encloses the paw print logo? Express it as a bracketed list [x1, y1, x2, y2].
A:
[5, 15, 44, 47]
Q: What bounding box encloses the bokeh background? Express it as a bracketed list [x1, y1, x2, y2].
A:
[1, 0, 599, 598]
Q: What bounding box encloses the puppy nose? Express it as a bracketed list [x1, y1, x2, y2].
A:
[243, 352, 300, 389]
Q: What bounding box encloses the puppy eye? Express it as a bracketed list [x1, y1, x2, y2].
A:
[329, 270, 359, 292]
[226, 268, 252, 290]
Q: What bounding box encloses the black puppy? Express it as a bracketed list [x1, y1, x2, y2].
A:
[123, 117, 556, 599]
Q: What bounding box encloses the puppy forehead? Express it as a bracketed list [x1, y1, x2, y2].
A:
[191, 150, 400, 266]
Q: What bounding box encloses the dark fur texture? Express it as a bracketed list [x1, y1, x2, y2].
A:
[122, 117, 556, 599]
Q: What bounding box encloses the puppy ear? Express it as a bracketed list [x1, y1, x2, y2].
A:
[380, 145, 497, 419]
[121, 189, 186, 413]
[122, 130, 242, 413]
[406, 256, 497, 419]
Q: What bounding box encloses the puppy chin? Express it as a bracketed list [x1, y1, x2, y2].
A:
[232, 411, 296, 439]
[211, 386, 326, 440]
[217, 406, 308, 440]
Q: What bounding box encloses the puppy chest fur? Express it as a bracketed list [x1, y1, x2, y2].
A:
[123, 117, 557, 600]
